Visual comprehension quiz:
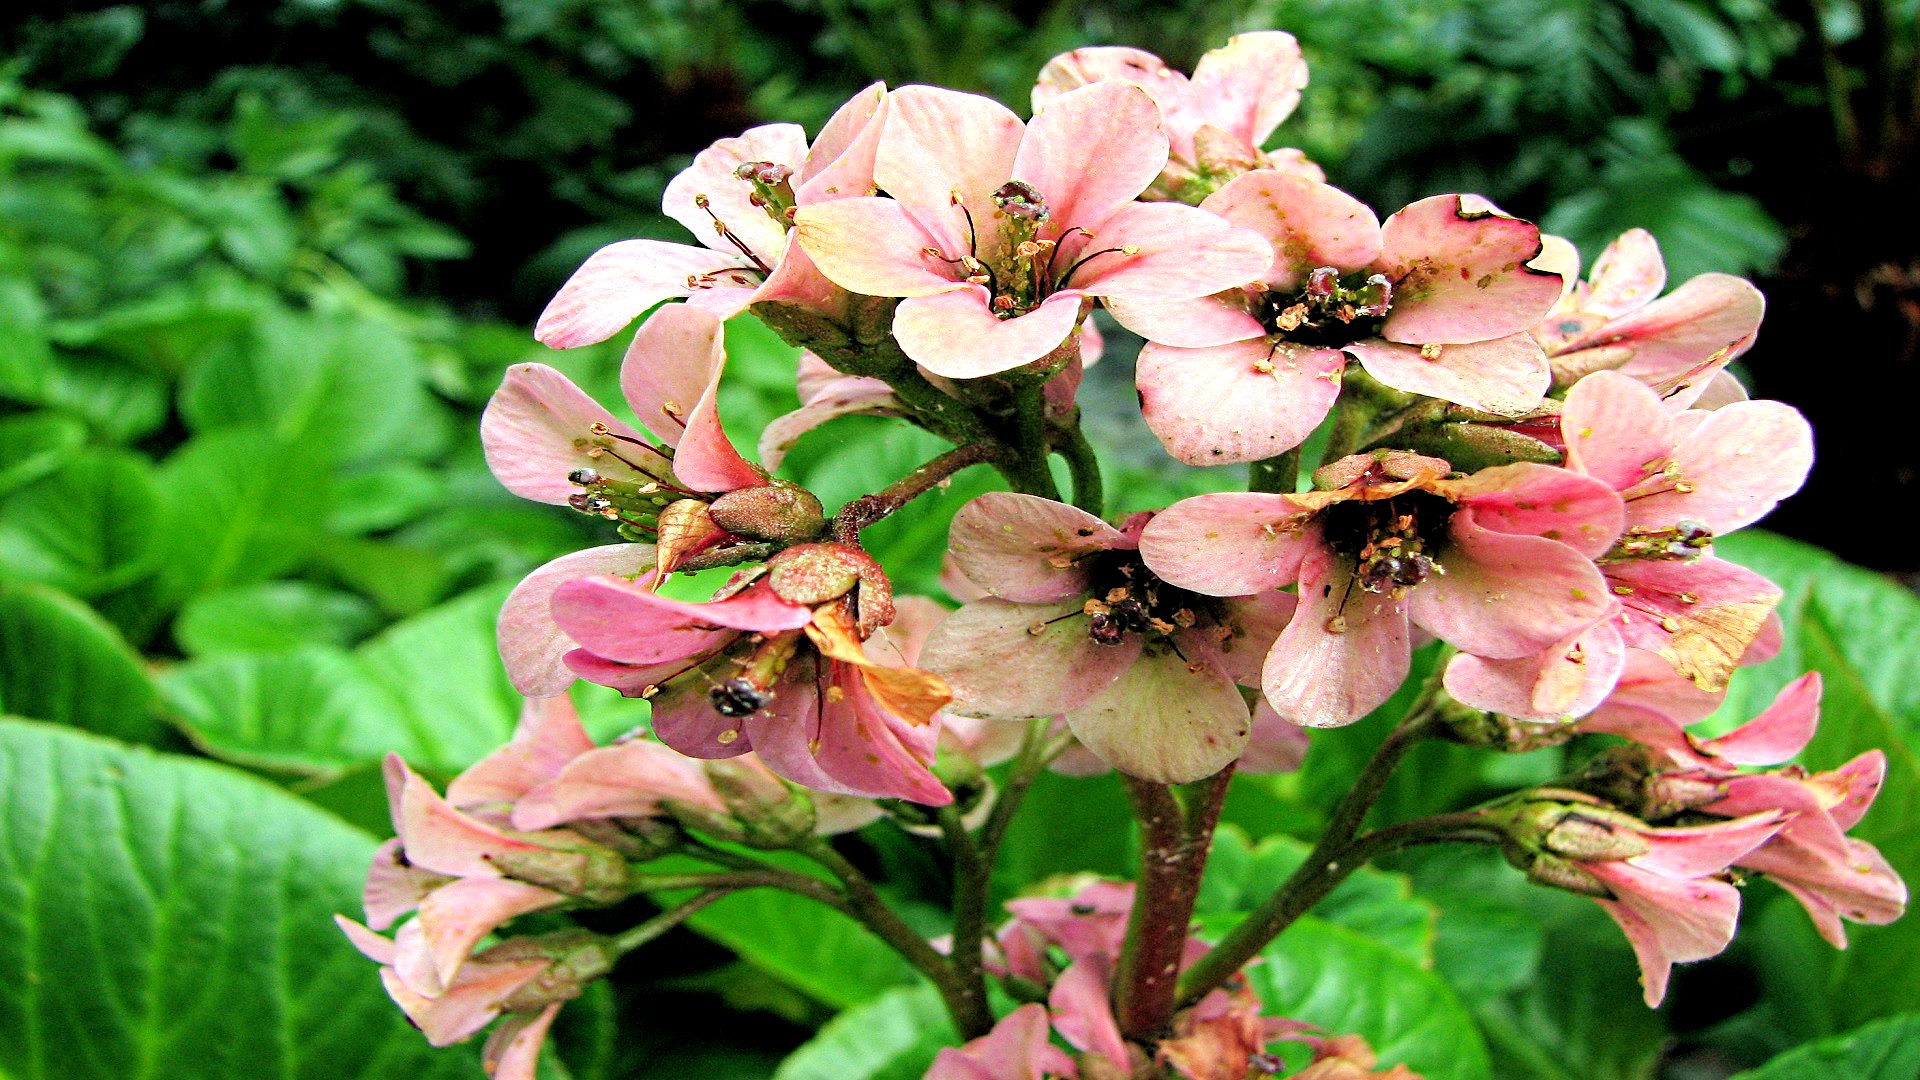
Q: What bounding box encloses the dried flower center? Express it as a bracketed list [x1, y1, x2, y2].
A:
[1320, 492, 1455, 600]
[1254, 265, 1392, 347]
[1079, 550, 1210, 646]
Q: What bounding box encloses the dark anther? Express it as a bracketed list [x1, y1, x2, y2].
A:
[991, 180, 1050, 221]
[568, 468, 602, 486]
[709, 677, 773, 718]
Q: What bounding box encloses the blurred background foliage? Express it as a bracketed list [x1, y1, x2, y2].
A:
[1, 2, 1917, 1079]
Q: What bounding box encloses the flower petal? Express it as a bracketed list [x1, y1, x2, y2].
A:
[481, 363, 665, 504]
[1177, 32, 1309, 153]
[1015, 81, 1168, 233]
[1697, 671, 1820, 766]
[1447, 461, 1625, 558]
[1411, 512, 1611, 659]
[1138, 491, 1314, 596]
[1261, 544, 1412, 728]
[873, 85, 1025, 257]
[1561, 370, 1677, 492]
[498, 545, 660, 696]
[1346, 333, 1550, 415]
[918, 598, 1138, 719]
[449, 694, 598, 806]
[1064, 643, 1250, 783]
[1443, 614, 1625, 721]
[1033, 45, 1188, 113]
[798, 82, 888, 202]
[1585, 229, 1667, 319]
[1103, 295, 1265, 349]
[1200, 171, 1381, 289]
[511, 740, 725, 830]
[1066, 202, 1273, 301]
[794, 196, 959, 297]
[1137, 339, 1344, 464]
[550, 577, 809, 665]
[662, 123, 807, 268]
[1376, 195, 1563, 344]
[948, 491, 1125, 602]
[1630, 399, 1812, 535]
[895, 287, 1085, 379]
[1563, 273, 1764, 387]
[534, 240, 753, 348]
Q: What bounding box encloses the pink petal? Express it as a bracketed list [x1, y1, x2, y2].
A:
[1239, 700, 1311, 773]
[646, 662, 762, 760]
[1014, 80, 1168, 234]
[1261, 544, 1411, 727]
[1375, 195, 1563, 343]
[1065, 202, 1273, 301]
[1561, 370, 1678, 492]
[534, 240, 751, 348]
[1698, 671, 1820, 766]
[1103, 295, 1265, 349]
[1138, 491, 1315, 596]
[624, 308, 766, 493]
[364, 839, 453, 931]
[484, 1004, 563, 1080]
[1064, 643, 1251, 783]
[336, 915, 398, 966]
[1137, 339, 1344, 465]
[449, 695, 597, 806]
[1606, 556, 1782, 692]
[794, 196, 960, 297]
[1706, 775, 1850, 862]
[918, 598, 1138, 719]
[782, 658, 952, 804]
[1033, 45, 1187, 114]
[1051, 957, 1131, 1072]
[1346, 334, 1550, 416]
[1565, 273, 1764, 386]
[1443, 614, 1625, 721]
[498, 545, 660, 696]
[393, 756, 546, 878]
[1628, 400, 1812, 535]
[926, 1003, 1079, 1080]
[1629, 814, 1785, 878]
[1742, 836, 1907, 946]
[1589, 864, 1741, 1006]
[1199, 171, 1381, 290]
[1448, 461, 1626, 558]
[481, 364, 663, 505]
[760, 376, 902, 468]
[1820, 751, 1888, 832]
[383, 959, 547, 1048]
[1211, 592, 1300, 686]
[1411, 512, 1611, 659]
[511, 740, 725, 830]
[1532, 234, 1583, 306]
[414, 877, 565, 991]
[1585, 229, 1667, 319]
[550, 577, 810, 665]
[895, 287, 1085, 379]
[1177, 32, 1309, 152]
[662, 123, 806, 270]
[947, 491, 1125, 603]
[873, 85, 1025, 258]
[798, 82, 887, 202]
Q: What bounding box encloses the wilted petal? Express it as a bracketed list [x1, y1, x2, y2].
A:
[1200, 171, 1381, 289]
[1064, 642, 1250, 783]
[481, 364, 664, 505]
[1137, 339, 1345, 465]
[1606, 556, 1781, 693]
[1262, 546, 1411, 728]
[948, 491, 1126, 602]
[1015, 80, 1168, 233]
[1375, 195, 1562, 344]
[1412, 512, 1610, 659]
[1346, 334, 1550, 416]
[662, 123, 807, 269]
[534, 240, 752, 348]
[364, 839, 454, 931]
[450, 695, 598, 806]
[919, 598, 1139, 719]
[896, 287, 1086, 379]
[1138, 491, 1314, 596]
[1564, 273, 1764, 386]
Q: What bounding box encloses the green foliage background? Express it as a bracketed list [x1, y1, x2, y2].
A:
[2, 3, 1917, 1078]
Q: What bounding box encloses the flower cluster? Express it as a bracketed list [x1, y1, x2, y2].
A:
[339, 28, 1906, 1080]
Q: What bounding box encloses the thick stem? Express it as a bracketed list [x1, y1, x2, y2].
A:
[628, 869, 846, 911]
[831, 442, 1003, 542]
[1052, 418, 1105, 515]
[1114, 766, 1234, 1040]
[801, 836, 991, 1037]
[1175, 702, 1440, 1006]
[1001, 380, 1063, 500]
[938, 805, 994, 1039]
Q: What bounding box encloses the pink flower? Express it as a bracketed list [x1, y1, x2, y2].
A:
[1032, 32, 1321, 202]
[917, 493, 1293, 783]
[1531, 229, 1764, 406]
[1114, 178, 1565, 463]
[925, 1004, 1080, 1080]
[551, 545, 954, 804]
[990, 881, 1142, 1072]
[535, 84, 888, 348]
[794, 82, 1273, 379]
[1157, 980, 1290, 1080]
[1141, 452, 1621, 728]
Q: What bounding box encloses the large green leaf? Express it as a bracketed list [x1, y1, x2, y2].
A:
[1242, 917, 1492, 1080]
[0, 412, 85, 495]
[351, 581, 524, 775]
[0, 719, 482, 1080]
[0, 449, 162, 596]
[1198, 826, 1438, 965]
[150, 429, 333, 610]
[161, 645, 407, 777]
[0, 582, 161, 743]
[1730, 1014, 1920, 1079]
[174, 580, 381, 656]
[772, 983, 952, 1080]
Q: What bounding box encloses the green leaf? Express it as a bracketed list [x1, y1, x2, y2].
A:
[0, 448, 163, 596]
[1730, 1014, 1920, 1079]
[150, 429, 333, 610]
[0, 582, 161, 743]
[1198, 826, 1438, 965]
[686, 878, 917, 1010]
[175, 580, 381, 656]
[772, 983, 952, 1080]
[160, 646, 402, 777]
[1241, 917, 1492, 1080]
[989, 770, 1136, 904]
[0, 412, 86, 495]
[0, 719, 482, 1080]
[351, 582, 524, 775]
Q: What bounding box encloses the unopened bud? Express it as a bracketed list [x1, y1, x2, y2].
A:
[487, 836, 633, 904]
[766, 543, 867, 605]
[1544, 810, 1653, 861]
[568, 816, 685, 862]
[709, 481, 826, 544]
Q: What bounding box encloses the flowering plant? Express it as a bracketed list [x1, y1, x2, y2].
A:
[340, 31, 1906, 1080]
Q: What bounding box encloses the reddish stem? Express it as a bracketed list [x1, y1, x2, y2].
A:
[1113, 765, 1235, 1041]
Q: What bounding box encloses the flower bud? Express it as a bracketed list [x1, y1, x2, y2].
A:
[705, 758, 819, 848]
[767, 542, 867, 605]
[486, 835, 633, 904]
[567, 816, 685, 863]
[1521, 852, 1613, 898]
[487, 930, 617, 1012]
[709, 481, 826, 544]
[1435, 693, 1577, 752]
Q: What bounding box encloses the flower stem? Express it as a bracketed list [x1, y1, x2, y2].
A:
[1174, 697, 1441, 1006]
[831, 441, 1003, 542]
[937, 804, 994, 1039]
[979, 717, 1058, 862]
[612, 889, 735, 954]
[1051, 417, 1105, 515]
[1001, 380, 1063, 500]
[800, 835, 992, 1038]
[1114, 765, 1235, 1040]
